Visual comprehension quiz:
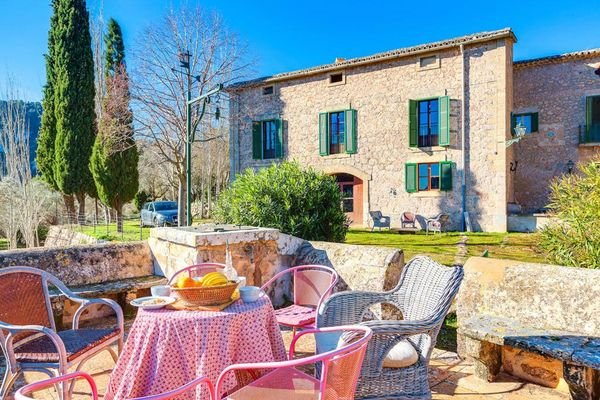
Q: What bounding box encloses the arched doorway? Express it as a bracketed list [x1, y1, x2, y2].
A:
[334, 173, 363, 226]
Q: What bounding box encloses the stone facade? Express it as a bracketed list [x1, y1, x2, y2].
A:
[228, 28, 600, 231]
[512, 53, 600, 213]
[229, 30, 515, 231]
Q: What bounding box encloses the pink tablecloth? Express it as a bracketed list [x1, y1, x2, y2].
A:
[105, 296, 286, 399]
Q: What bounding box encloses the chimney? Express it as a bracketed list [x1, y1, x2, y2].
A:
[334, 57, 345, 64]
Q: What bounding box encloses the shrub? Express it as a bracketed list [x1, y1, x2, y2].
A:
[214, 162, 348, 242]
[133, 190, 151, 212]
[539, 158, 600, 268]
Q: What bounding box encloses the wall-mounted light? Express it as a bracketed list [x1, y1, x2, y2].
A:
[566, 160, 575, 174]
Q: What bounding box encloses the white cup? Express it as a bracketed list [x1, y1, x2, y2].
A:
[151, 285, 171, 297]
[239, 286, 261, 303]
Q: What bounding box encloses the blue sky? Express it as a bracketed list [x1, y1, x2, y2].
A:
[1, 0, 599, 101]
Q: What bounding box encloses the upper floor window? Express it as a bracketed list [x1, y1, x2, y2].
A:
[262, 86, 274, 95]
[318, 110, 357, 155]
[418, 99, 439, 147]
[583, 95, 600, 143]
[252, 119, 283, 160]
[511, 112, 538, 134]
[409, 97, 450, 148]
[329, 111, 345, 154]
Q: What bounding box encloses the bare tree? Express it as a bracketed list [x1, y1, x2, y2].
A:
[131, 5, 250, 224]
[0, 78, 57, 248]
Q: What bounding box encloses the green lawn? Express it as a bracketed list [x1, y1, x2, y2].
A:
[346, 229, 545, 265]
[0, 238, 8, 250]
[74, 218, 213, 242]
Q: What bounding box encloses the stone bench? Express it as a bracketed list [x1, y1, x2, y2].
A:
[456, 257, 600, 400]
[49, 275, 167, 328]
[460, 315, 600, 400]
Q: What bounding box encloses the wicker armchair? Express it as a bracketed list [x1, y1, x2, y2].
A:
[0, 266, 124, 398]
[317, 256, 464, 400]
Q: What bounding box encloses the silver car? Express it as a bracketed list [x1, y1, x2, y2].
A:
[140, 201, 179, 227]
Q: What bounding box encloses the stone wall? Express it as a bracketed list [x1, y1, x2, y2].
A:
[457, 257, 600, 336]
[229, 38, 513, 232]
[512, 55, 600, 213]
[44, 225, 98, 247]
[0, 242, 153, 286]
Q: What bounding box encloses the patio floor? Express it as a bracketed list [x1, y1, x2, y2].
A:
[3, 319, 570, 399]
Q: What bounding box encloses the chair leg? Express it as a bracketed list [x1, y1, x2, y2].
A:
[0, 367, 19, 399]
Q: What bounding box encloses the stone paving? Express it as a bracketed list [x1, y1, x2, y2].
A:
[2, 319, 570, 399]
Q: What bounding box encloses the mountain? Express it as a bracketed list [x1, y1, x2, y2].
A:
[0, 101, 42, 176]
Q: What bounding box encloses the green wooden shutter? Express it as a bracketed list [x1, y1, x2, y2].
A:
[587, 97, 594, 128]
[405, 163, 417, 193]
[275, 119, 283, 158]
[531, 112, 539, 132]
[319, 112, 329, 156]
[252, 121, 262, 159]
[511, 113, 516, 135]
[409, 100, 418, 147]
[440, 161, 453, 191]
[438, 96, 450, 146]
[344, 109, 357, 154]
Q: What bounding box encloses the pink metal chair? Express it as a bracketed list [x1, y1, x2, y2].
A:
[260, 265, 338, 334]
[167, 262, 227, 285]
[15, 371, 215, 400]
[215, 325, 372, 399]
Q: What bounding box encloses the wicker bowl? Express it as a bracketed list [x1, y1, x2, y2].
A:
[171, 281, 239, 306]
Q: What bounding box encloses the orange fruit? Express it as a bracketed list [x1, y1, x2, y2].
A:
[176, 276, 196, 289]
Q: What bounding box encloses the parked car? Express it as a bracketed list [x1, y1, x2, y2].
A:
[140, 201, 178, 227]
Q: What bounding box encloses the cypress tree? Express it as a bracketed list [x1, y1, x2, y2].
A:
[52, 0, 97, 222]
[36, 0, 58, 190]
[90, 18, 139, 233]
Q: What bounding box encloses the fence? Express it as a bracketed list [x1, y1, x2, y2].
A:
[54, 211, 147, 242]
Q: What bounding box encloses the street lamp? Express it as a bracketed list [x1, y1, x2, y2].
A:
[172, 50, 223, 226]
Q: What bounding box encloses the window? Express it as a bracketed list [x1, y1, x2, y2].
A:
[418, 99, 439, 147]
[329, 111, 345, 154]
[318, 110, 357, 155]
[418, 163, 440, 191]
[252, 119, 283, 160]
[329, 73, 344, 84]
[262, 86, 274, 95]
[262, 120, 277, 159]
[585, 96, 600, 143]
[511, 112, 538, 134]
[409, 97, 450, 148]
[419, 55, 438, 69]
[405, 161, 452, 193]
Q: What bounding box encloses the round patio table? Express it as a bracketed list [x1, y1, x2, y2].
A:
[105, 296, 286, 400]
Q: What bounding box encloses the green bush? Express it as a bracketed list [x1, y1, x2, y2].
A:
[539, 159, 600, 268]
[214, 162, 348, 242]
[133, 190, 151, 212]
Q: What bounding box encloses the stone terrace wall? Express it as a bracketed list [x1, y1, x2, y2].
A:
[0, 242, 153, 286]
[44, 225, 98, 247]
[457, 256, 600, 336]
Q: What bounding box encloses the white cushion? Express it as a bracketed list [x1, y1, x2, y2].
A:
[382, 340, 419, 368]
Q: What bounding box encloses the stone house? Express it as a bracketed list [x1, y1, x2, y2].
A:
[227, 28, 600, 232]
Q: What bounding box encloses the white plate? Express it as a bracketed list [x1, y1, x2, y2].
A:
[130, 296, 176, 310]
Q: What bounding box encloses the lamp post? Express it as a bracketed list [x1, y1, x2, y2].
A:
[173, 50, 223, 226]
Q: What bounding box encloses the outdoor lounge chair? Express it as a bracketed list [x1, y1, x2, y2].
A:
[15, 371, 215, 400]
[261, 265, 338, 335]
[401, 211, 417, 229]
[425, 213, 449, 234]
[369, 210, 391, 231]
[0, 266, 124, 399]
[317, 256, 464, 400]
